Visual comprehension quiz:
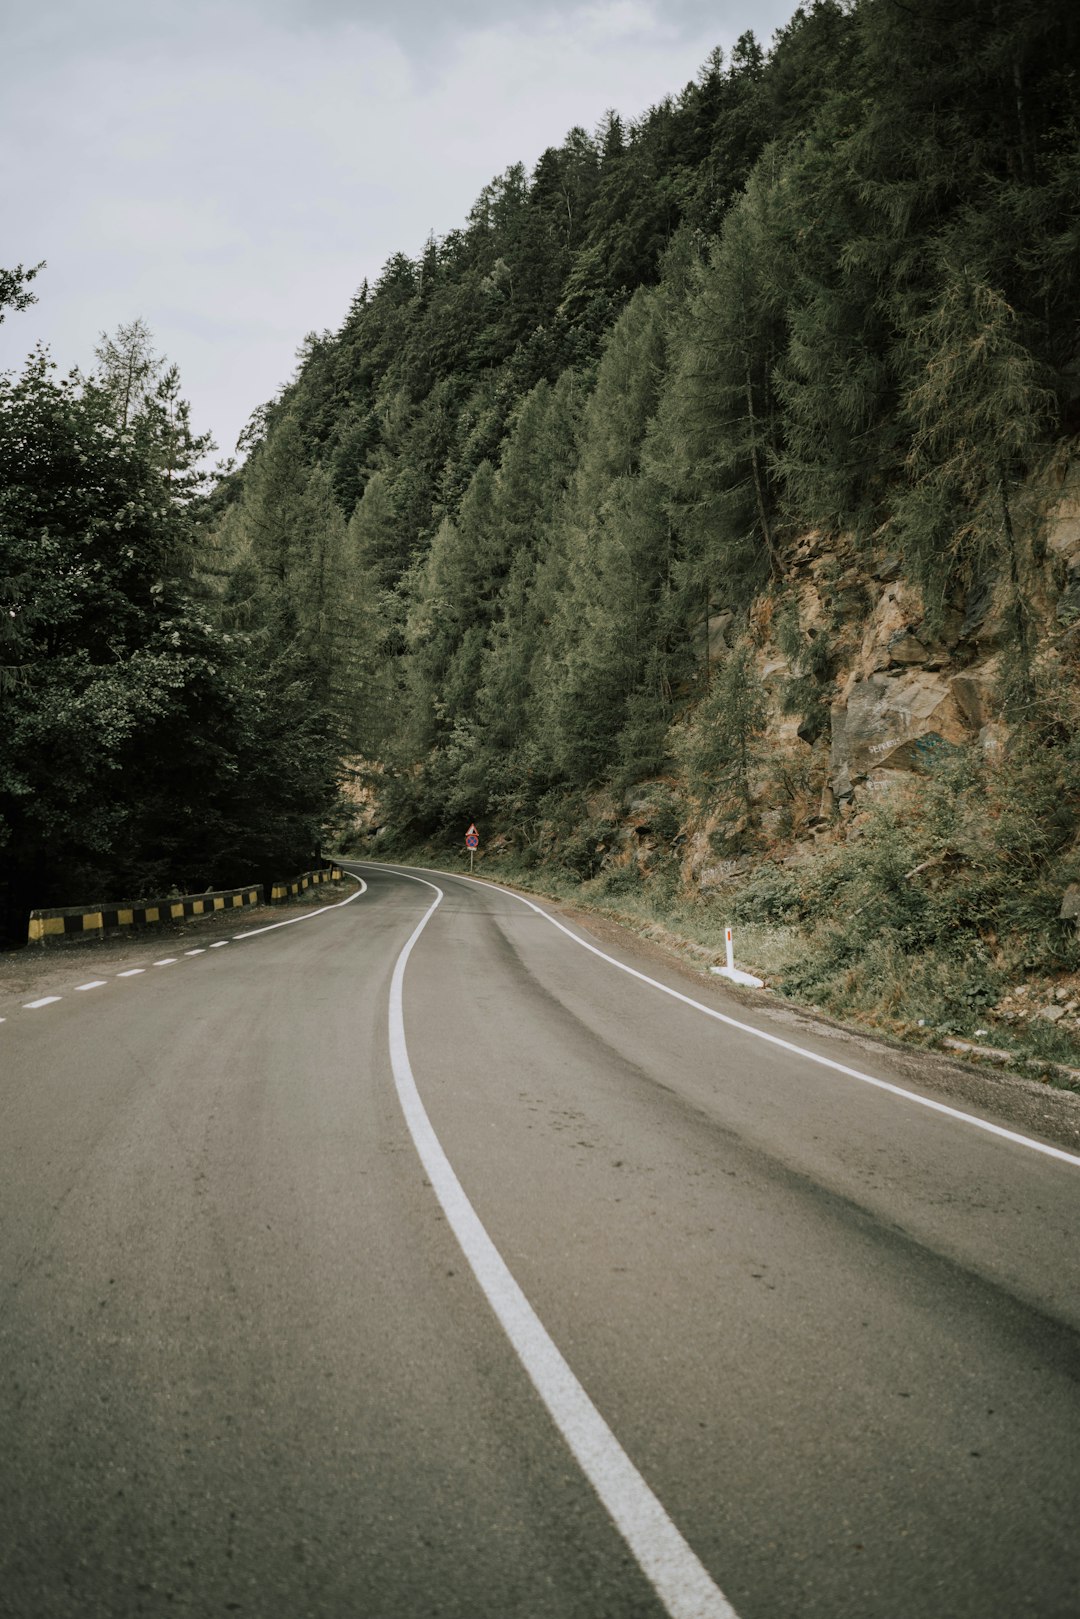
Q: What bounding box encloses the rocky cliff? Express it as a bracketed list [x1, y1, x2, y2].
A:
[674, 446, 1080, 887]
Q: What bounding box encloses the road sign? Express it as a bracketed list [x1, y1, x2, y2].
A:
[465, 826, 479, 850]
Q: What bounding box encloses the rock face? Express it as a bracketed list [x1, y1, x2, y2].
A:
[829, 670, 971, 794]
[692, 452, 1080, 828]
[1060, 883, 1080, 935]
[1047, 491, 1080, 623]
[745, 542, 1021, 807]
[856, 580, 929, 676]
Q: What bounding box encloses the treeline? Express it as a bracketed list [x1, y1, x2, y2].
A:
[0, 295, 342, 946]
[210, 0, 1079, 852]
[11, 0, 1069, 934]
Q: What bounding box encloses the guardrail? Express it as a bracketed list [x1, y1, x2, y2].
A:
[28, 884, 263, 944]
[268, 866, 343, 903]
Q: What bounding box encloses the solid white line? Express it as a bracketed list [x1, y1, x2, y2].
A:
[74, 980, 108, 991]
[23, 996, 62, 1009]
[364, 862, 1080, 1172]
[232, 877, 367, 940]
[116, 968, 145, 977]
[384, 868, 738, 1619]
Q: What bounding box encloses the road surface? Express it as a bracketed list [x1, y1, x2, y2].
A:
[1, 861, 1077, 1618]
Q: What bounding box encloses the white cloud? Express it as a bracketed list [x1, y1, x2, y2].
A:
[1, 0, 795, 458]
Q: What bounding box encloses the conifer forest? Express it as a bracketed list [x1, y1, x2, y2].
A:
[5, 0, 1080, 1051]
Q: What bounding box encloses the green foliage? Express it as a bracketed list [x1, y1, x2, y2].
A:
[677, 638, 768, 815]
[772, 591, 833, 742]
[0, 343, 341, 944]
[654, 164, 787, 605]
[196, 0, 1080, 920]
[0, 262, 44, 322]
[725, 718, 1080, 1028]
[895, 267, 1055, 622]
[507, 790, 615, 882]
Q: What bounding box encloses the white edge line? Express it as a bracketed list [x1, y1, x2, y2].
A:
[75, 980, 108, 991]
[23, 996, 62, 1009]
[116, 968, 145, 977]
[355, 862, 1080, 1172]
[384, 867, 738, 1619]
[233, 876, 366, 940]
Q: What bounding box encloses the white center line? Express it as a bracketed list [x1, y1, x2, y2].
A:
[384, 870, 738, 1619]
[116, 969, 145, 978]
[74, 980, 108, 991]
[23, 996, 62, 1009]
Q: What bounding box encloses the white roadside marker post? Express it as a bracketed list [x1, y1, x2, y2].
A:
[710, 924, 765, 989]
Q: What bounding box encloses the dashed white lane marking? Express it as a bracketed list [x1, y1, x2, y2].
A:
[380, 863, 1080, 1173]
[3, 875, 367, 1026]
[384, 868, 738, 1619]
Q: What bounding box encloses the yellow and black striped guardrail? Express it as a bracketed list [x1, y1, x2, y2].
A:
[268, 866, 343, 903]
[28, 885, 263, 944]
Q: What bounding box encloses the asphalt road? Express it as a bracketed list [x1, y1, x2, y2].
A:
[1, 861, 1077, 1619]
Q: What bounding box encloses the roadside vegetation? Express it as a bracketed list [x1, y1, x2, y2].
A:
[0, 281, 343, 946]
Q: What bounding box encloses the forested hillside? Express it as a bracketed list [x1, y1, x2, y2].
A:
[7, 0, 1080, 1046]
[202, 0, 1080, 1042]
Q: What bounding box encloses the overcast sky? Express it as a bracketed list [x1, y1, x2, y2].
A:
[2, 0, 795, 461]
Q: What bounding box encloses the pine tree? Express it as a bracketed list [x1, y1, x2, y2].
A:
[657, 160, 787, 619]
[94, 317, 162, 429]
[535, 287, 678, 786]
[896, 259, 1054, 638]
[678, 636, 768, 823]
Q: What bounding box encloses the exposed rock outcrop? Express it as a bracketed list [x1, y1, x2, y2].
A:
[828, 669, 971, 796]
[727, 458, 1080, 815]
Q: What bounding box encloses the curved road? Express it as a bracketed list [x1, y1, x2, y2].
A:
[0, 862, 1077, 1618]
